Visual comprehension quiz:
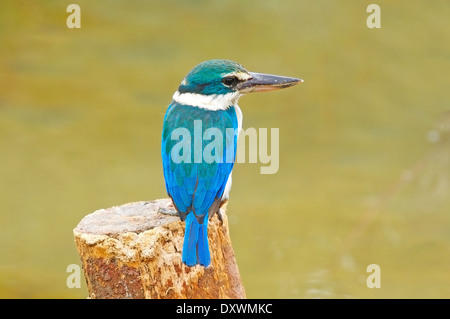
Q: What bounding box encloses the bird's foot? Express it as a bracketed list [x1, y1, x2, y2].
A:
[158, 206, 180, 217]
[216, 208, 224, 224]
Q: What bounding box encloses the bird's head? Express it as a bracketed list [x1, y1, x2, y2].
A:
[173, 59, 302, 110]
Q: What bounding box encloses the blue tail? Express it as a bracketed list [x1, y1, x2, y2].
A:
[182, 212, 211, 267]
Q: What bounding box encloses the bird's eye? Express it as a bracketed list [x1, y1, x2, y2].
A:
[222, 76, 238, 87]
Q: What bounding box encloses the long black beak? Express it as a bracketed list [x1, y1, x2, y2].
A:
[237, 72, 303, 93]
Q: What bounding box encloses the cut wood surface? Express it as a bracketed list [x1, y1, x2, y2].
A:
[73, 198, 245, 299]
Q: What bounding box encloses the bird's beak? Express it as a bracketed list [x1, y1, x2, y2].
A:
[237, 72, 303, 93]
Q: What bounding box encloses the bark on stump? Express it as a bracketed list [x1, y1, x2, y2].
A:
[73, 198, 245, 299]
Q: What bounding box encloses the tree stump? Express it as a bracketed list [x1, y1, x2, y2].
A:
[73, 198, 246, 299]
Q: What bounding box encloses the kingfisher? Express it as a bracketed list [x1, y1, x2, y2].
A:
[161, 59, 302, 267]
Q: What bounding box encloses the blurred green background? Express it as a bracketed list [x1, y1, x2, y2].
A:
[1, 0, 449, 298]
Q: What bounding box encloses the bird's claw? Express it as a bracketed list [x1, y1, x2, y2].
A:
[158, 207, 180, 217]
[216, 208, 224, 224]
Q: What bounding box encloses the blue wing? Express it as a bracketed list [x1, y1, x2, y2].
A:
[161, 102, 238, 223]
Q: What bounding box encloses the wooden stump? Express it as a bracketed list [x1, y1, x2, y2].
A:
[73, 198, 246, 299]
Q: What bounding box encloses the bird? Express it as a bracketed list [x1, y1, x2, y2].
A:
[161, 59, 302, 267]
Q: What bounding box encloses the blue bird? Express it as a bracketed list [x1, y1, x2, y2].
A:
[161, 59, 302, 267]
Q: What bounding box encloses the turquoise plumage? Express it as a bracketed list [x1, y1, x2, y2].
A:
[162, 103, 238, 266]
